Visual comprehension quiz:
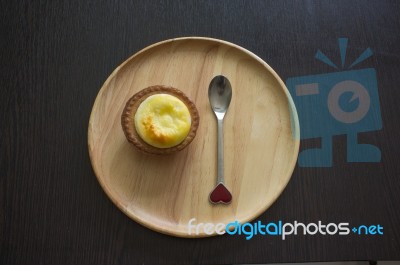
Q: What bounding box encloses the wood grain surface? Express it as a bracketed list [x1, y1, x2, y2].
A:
[88, 37, 299, 237]
[1, 0, 400, 264]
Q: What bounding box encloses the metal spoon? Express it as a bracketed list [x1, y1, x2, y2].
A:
[208, 75, 233, 204]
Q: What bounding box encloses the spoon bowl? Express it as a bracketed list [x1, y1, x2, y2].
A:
[208, 76, 232, 119]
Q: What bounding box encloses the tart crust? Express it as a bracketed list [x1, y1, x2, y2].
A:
[121, 85, 200, 155]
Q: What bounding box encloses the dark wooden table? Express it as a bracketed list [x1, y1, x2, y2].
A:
[2, 1, 400, 264]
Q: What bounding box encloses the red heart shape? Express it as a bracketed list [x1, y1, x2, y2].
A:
[209, 183, 232, 204]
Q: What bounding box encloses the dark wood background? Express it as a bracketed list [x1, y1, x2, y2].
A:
[1, 1, 400, 264]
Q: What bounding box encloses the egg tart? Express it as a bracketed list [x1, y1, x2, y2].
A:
[121, 85, 200, 155]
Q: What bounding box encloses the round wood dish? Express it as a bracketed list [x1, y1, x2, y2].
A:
[88, 37, 300, 237]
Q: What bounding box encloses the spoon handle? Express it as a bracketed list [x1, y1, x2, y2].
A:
[217, 118, 224, 184]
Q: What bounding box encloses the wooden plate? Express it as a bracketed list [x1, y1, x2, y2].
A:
[88, 37, 300, 237]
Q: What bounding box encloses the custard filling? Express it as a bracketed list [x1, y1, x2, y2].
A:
[134, 94, 191, 148]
